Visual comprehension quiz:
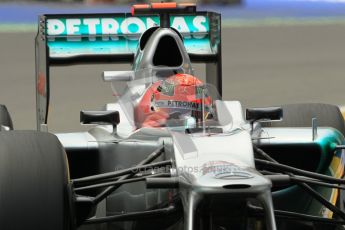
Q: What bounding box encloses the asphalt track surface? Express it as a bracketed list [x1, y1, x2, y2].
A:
[1, 24, 345, 132]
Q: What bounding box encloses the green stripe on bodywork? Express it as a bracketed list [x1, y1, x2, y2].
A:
[315, 128, 343, 173]
[47, 35, 213, 56]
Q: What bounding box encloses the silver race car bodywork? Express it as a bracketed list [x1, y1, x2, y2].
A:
[28, 3, 345, 230]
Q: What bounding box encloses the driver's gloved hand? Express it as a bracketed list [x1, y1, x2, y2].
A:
[142, 110, 169, 127]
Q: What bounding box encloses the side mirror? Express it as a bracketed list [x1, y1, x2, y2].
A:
[246, 107, 283, 122]
[102, 71, 134, 82]
[80, 111, 120, 133]
[246, 107, 283, 134]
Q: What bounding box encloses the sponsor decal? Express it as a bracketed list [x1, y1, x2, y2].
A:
[154, 100, 206, 111]
[168, 100, 200, 109]
[46, 16, 209, 41]
[202, 161, 253, 180]
[157, 81, 175, 96]
[195, 86, 209, 99]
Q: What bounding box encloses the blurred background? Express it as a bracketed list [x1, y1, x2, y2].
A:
[0, 0, 345, 132]
[0, 0, 241, 4]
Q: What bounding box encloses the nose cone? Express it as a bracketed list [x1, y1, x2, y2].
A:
[178, 165, 277, 230]
[186, 164, 272, 195]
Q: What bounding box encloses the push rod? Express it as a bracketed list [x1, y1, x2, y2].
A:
[75, 173, 171, 191]
[255, 158, 345, 185]
[92, 146, 167, 204]
[73, 147, 166, 185]
[84, 205, 176, 224]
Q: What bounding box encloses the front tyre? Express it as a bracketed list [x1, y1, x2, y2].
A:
[263, 103, 345, 135]
[263, 103, 345, 230]
[0, 131, 73, 230]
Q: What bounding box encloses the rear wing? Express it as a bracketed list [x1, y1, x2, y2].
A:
[35, 11, 222, 131]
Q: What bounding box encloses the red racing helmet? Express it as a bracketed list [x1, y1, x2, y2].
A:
[134, 73, 213, 128]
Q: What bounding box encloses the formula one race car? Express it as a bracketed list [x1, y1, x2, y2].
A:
[1, 3, 345, 230]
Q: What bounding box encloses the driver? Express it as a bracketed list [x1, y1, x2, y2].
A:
[134, 73, 213, 128]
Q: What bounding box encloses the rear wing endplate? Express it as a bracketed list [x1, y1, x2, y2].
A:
[35, 12, 221, 131]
